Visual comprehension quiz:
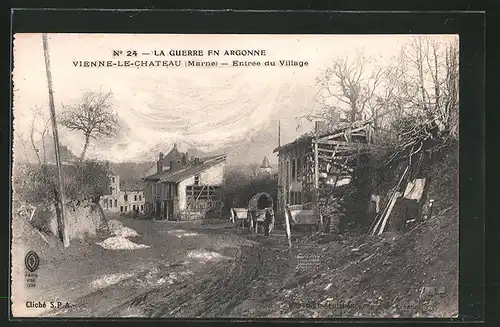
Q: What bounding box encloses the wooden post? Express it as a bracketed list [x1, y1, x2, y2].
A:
[284, 207, 292, 248]
[313, 140, 320, 231]
[42, 33, 69, 248]
[314, 140, 319, 190]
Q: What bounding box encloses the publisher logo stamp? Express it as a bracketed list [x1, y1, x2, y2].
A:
[25, 251, 40, 273]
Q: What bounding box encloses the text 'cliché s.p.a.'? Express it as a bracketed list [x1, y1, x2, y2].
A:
[71, 48, 309, 69]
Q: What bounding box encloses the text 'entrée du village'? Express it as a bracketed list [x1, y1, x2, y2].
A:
[72, 48, 310, 68]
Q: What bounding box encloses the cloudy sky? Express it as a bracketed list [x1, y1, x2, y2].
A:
[12, 34, 455, 164]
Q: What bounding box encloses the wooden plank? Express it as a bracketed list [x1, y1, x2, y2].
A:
[371, 165, 410, 235]
[377, 191, 402, 235]
[315, 139, 354, 146]
[317, 145, 356, 152]
[320, 125, 370, 141]
[318, 154, 357, 161]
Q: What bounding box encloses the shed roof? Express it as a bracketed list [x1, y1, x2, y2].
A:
[273, 120, 372, 153]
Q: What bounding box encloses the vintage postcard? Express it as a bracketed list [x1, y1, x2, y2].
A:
[11, 33, 459, 318]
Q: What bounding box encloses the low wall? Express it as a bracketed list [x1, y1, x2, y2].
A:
[31, 202, 104, 241]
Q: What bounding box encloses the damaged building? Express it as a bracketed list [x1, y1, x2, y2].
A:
[273, 120, 373, 228]
[142, 144, 227, 220]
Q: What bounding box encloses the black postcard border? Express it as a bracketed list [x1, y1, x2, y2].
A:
[6, 8, 487, 325]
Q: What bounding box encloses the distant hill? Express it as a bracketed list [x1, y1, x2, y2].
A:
[109, 161, 155, 179]
[14, 134, 79, 164]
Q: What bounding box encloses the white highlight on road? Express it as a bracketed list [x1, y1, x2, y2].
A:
[187, 250, 231, 261]
[142, 266, 194, 287]
[167, 229, 199, 238]
[97, 236, 150, 250]
[91, 273, 135, 289]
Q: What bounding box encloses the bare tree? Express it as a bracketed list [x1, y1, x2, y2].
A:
[395, 36, 459, 135]
[28, 106, 51, 164]
[60, 90, 119, 161]
[314, 51, 385, 125]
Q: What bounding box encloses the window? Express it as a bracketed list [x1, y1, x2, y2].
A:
[140, 205, 144, 211]
[124, 194, 128, 202]
[194, 174, 200, 186]
[120, 206, 124, 212]
[114, 199, 117, 207]
[133, 205, 136, 211]
[125, 206, 128, 211]
[109, 187, 113, 194]
[139, 195, 142, 201]
[111, 177, 115, 183]
[109, 199, 113, 208]
[134, 195, 137, 201]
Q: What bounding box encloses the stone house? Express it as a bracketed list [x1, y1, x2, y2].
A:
[142, 144, 227, 220]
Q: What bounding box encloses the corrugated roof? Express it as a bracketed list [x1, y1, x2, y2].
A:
[144, 154, 226, 183]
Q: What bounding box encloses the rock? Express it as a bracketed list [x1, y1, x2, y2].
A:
[420, 286, 436, 298]
[436, 286, 446, 294]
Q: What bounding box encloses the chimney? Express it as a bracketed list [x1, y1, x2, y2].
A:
[157, 152, 164, 174]
[181, 154, 188, 166]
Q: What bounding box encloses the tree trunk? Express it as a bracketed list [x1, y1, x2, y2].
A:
[79, 134, 91, 161]
[93, 197, 109, 232]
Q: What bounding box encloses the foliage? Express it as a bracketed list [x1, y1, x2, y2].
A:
[15, 160, 112, 206]
[307, 36, 459, 147]
[59, 90, 120, 161]
[222, 167, 278, 210]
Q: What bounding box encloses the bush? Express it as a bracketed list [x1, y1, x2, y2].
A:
[16, 160, 112, 206]
[222, 168, 278, 210]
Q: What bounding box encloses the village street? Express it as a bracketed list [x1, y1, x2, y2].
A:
[28, 217, 296, 318]
[17, 203, 459, 319]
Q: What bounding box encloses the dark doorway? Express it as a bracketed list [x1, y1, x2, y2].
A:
[155, 201, 161, 219]
[165, 200, 174, 220]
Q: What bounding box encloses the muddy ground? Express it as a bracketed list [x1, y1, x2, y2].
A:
[12, 206, 458, 319]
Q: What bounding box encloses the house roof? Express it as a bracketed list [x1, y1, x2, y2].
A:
[161, 143, 185, 165]
[260, 156, 271, 169]
[273, 120, 372, 153]
[143, 154, 227, 183]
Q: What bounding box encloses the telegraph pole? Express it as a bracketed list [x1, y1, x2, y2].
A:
[42, 33, 69, 247]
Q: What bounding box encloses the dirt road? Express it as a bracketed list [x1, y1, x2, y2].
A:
[37, 218, 292, 318]
[19, 207, 458, 319]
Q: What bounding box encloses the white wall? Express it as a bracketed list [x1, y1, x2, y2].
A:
[101, 190, 145, 213]
[178, 176, 195, 211]
[200, 163, 225, 185]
